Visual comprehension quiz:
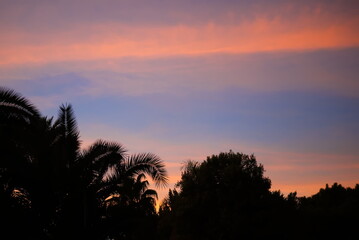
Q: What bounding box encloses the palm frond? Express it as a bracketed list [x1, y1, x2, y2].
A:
[134, 177, 149, 197]
[96, 180, 123, 201]
[135, 173, 147, 183]
[56, 104, 79, 138]
[53, 104, 80, 153]
[80, 140, 127, 167]
[124, 153, 168, 188]
[142, 189, 158, 200]
[79, 140, 127, 185]
[0, 87, 40, 122]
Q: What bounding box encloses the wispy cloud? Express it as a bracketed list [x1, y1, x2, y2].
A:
[2, 19, 358, 65]
[2, 49, 359, 98]
[1, 1, 358, 65]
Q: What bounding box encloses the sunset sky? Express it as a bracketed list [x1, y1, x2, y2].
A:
[1, 0, 359, 201]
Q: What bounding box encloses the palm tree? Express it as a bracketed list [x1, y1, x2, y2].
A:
[48, 104, 168, 239]
[0, 87, 41, 175]
[74, 142, 168, 237]
[0, 87, 41, 194]
[117, 173, 159, 203]
[0, 87, 50, 238]
[103, 172, 159, 213]
[102, 172, 161, 240]
[0, 87, 40, 122]
[1, 87, 169, 239]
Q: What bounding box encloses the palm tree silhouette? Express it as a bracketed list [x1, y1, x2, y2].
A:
[71, 140, 168, 238]
[0, 87, 168, 239]
[0, 87, 47, 238]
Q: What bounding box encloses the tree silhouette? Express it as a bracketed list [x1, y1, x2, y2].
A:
[158, 151, 359, 240]
[0, 87, 47, 239]
[0, 87, 168, 239]
[2, 87, 359, 239]
[295, 183, 359, 239]
[158, 151, 296, 240]
[103, 172, 161, 240]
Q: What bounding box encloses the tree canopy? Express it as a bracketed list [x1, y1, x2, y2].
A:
[158, 151, 359, 240]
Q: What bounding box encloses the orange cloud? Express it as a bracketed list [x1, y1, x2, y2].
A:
[1, 11, 358, 65]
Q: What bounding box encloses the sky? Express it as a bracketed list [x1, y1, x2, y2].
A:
[1, 0, 359, 202]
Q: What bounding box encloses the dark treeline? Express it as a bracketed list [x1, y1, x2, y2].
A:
[158, 152, 359, 240]
[1, 87, 358, 240]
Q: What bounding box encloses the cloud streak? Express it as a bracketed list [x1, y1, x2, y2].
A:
[1, 1, 359, 65]
[2, 49, 358, 98]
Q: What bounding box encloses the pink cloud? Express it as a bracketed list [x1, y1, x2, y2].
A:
[1, 7, 358, 66]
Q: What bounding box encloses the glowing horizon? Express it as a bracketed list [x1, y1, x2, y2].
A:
[1, 0, 358, 201]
